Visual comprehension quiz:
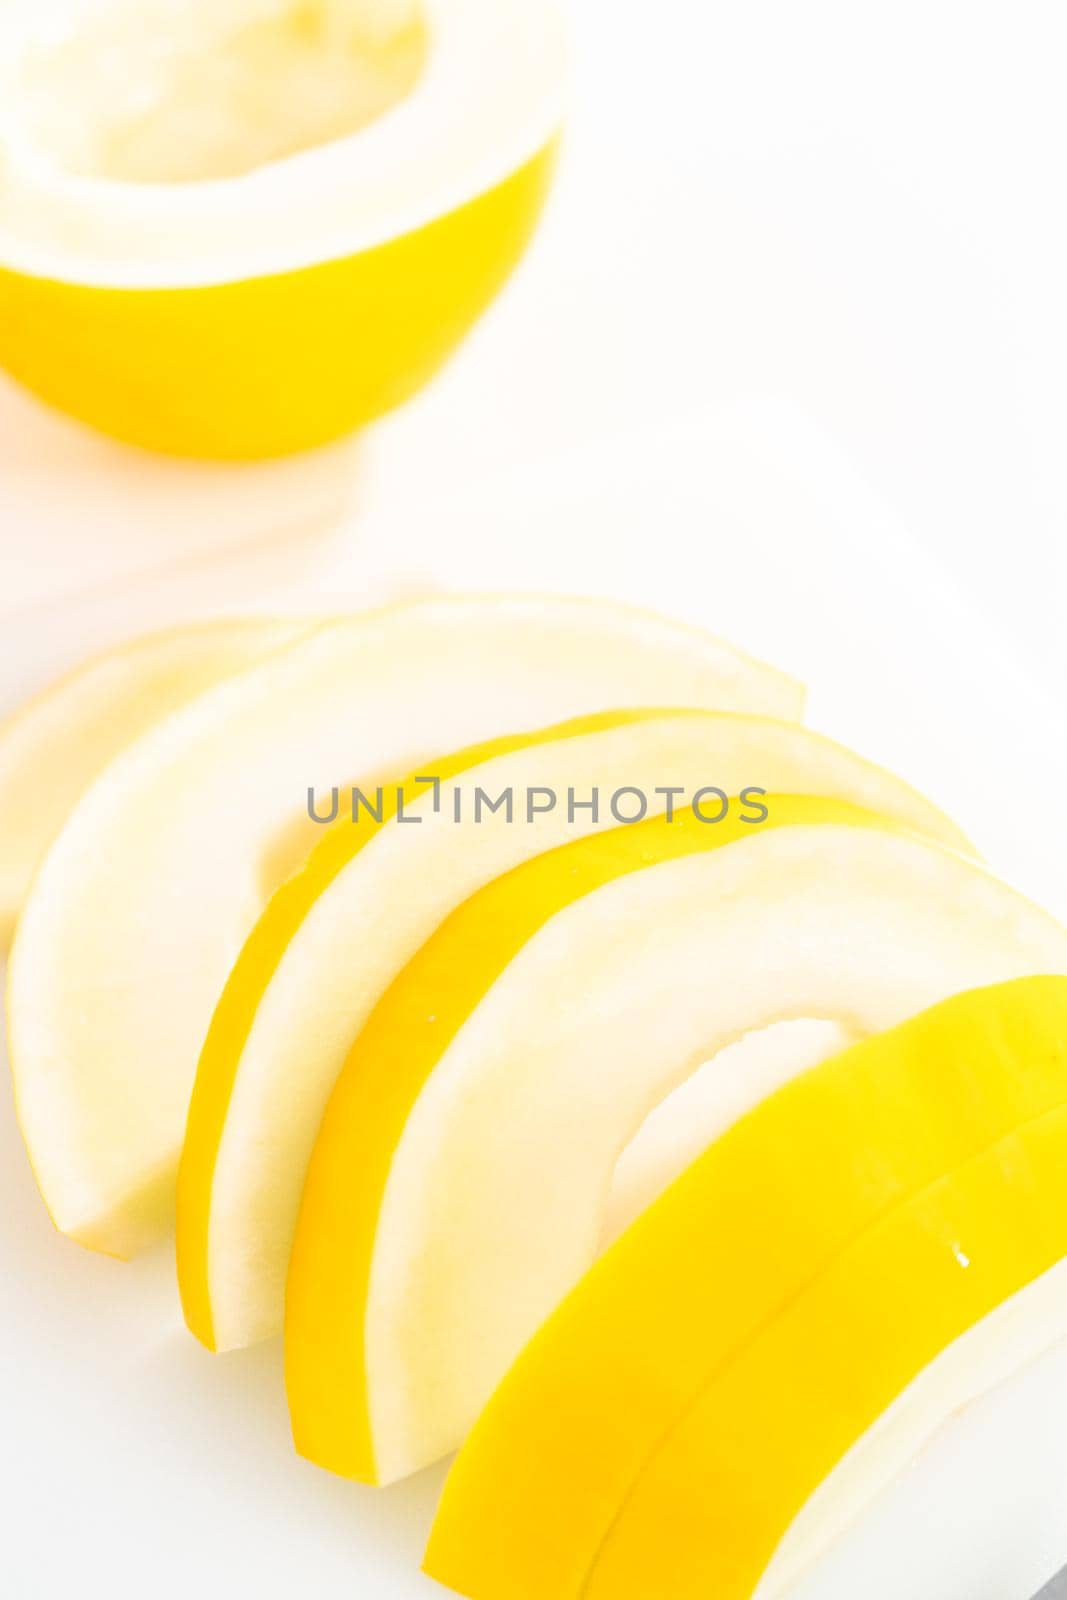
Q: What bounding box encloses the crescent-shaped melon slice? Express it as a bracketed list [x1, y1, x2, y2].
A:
[424, 977, 1067, 1600]
[179, 710, 965, 1354]
[284, 810, 1067, 1485]
[7, 595, 800, 1259]
[0, 618, 313, 943]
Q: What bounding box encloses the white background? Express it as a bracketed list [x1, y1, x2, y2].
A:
[3, 0, 1067, 1595]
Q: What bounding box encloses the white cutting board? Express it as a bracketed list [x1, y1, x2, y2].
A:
[2, 392, 1067, 1600]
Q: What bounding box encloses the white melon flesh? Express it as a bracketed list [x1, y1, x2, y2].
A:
[6, 595, 800, 1258]
[0, 618, 312, 942]
[756, 1256, 1067, 1599]
[18, 0, 428, 186]
[0, 0, 567, 286]
[193, 712, 963, 1352]
[604, 1018, 859, 1247]
[358, 826, 1067, 1481]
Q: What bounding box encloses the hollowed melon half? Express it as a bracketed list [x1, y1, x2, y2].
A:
[424, 977, 1067, 1600]
[283, 808, 1067, 1485]
[0, 0, 564, 457]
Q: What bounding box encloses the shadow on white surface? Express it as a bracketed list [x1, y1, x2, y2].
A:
[0, 374, 361, 616]
[0, 958, 444, 1597]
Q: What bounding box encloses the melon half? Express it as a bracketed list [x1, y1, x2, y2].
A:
[0, 0, 565, 457]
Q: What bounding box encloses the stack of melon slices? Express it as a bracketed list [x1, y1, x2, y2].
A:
[4, 595, 1067, 1598]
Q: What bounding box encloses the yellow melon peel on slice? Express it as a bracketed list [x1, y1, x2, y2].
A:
[424, 977, 1067, 1600]
[284, 811, 1067, 1485]
[178, 708, 966, 1354]
[0, 617, 314, 943]
[7, 595, 801, 1259]
[603, 1016, 861, 1246]
[585, 1114, 1067, 1600]
[754, 1245, 1067, 1598]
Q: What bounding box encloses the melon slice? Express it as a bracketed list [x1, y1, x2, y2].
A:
[283, 809, 1067, 1484]
[0, 618, 313, 943]
[178, 710, 965, 1354]
[423, 977, 1067, 1600]
[7, 594, 800, 1259]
